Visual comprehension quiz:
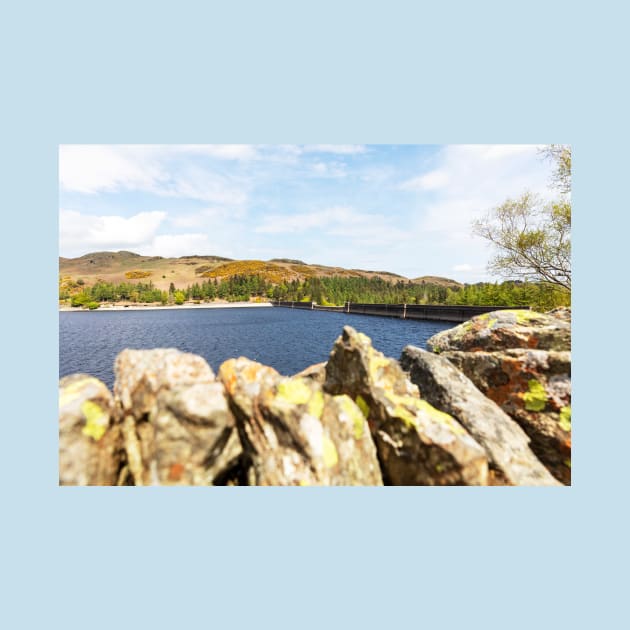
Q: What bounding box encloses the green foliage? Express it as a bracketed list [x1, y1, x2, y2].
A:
[70, 292, 90, 307]
[473, 145, 571, 291]
[86, 301, 100, 310]
[540, 144, 571, 194]
[60, 271, 569, 311]
[473, 192, 571, 290]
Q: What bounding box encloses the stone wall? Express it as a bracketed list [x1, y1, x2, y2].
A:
[59, 308, 570, 486]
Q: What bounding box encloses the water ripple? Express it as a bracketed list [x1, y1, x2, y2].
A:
[59, 307, 453, 389]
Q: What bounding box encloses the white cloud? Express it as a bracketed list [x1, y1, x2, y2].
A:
[453, 263, 473, 272]
[169, 207, 246, 229]
[311, 161, 347, 178]
[59, 145, 250, 205]
[456, 144, 540, 160]
[174, 145, 258, 160]
[255, 206, 410, 247]
[304, 144, 367, 154]
[59, 146, 166, 194]
[256, 206, 368, 234]
[405, 144, 553, 240]
[277, 144, 367, 156]
[60, 210, 166, 252]
[60, 209, 223, 258]
[139, 233, 211, 257]
[162, 167, 247, 205]
[400, 169, 450, 191]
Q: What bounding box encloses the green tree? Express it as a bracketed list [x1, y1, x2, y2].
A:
[540, 144, 571, 194]
[473, 145, 571, 291]
[173, 290, 186, 305]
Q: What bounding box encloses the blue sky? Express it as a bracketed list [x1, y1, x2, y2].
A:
[59, 144, 555, 282]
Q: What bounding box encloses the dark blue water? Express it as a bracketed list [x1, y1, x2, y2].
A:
[59, 307, 453, 389]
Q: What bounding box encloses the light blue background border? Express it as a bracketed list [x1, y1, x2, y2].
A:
[2, 1, 626, 628]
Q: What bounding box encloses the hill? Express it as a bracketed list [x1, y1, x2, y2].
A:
[60, 251, 453, 291]
[412, 275, 463, 289]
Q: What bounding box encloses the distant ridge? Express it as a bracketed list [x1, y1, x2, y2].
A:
[59, 250, 462, 291]
[412, 275, 463, 289]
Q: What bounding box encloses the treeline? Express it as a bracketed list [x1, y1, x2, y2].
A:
[61, 274, 570, 311]
[265, 276, 569, 311]
[62, 281, 169, 308]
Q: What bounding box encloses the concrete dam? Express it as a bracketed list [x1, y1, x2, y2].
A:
[271, 301, 529, 323]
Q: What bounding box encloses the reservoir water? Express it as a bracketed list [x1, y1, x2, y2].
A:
[59, 306, 453, 389]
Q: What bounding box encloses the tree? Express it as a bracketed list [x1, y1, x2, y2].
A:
[473, 145, 571, 291]
[539, 144, 571, 195]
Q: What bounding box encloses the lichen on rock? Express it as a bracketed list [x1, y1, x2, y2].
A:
[219, 359, 382, 485]
[324, 326, 489, 485]
[427, 309, 571, 354]
[441, 347, 571, 483]
[112, 348, 241, 485]
[400, 346, 560, 486]
[59, 316, 570, 486]
[59, 374, 123, 486]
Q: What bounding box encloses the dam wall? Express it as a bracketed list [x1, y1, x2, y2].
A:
[272, 301, 529, 323]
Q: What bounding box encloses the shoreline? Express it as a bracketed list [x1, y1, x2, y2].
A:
[59, 301, 273, 312]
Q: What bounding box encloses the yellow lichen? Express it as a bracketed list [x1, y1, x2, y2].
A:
[515, 310, 542, 324]
[368, 353, 391, 381]
[322, 436, 338, 468]
[353, 415, 364, 440]
[276, 379, 313, 406]
[559, 406, 571, 432]
[81, 400, 108, 441]
[412, 398, 467, 436]
[393, 405, 418, 428]
[523, 379, 547, 412]
[307, 390, 325, 419]
[355, 395, 370, 419]
[334, 395, 366, 440]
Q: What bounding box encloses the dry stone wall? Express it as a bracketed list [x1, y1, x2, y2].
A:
[59, 309, 570, 486]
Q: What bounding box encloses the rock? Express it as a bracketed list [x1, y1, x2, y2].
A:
[442, 348, 571, 484]
[113, 349, 240, 485]
[218, 357, 282, 422]
[323, 326, 489, 485]
[114, 348, 215, 418]
[59, 374, 123, 485]
[400, 347, 561, 486]
[547, 306, 571, 322]
[219, 358, 382, 485]
[150, 383, 243, 485]
[427, 309, 571, 353]
[218, 357, 283, 485]
[293, 362, 327, 384]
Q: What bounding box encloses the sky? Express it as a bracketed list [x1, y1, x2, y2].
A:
[59, 144, 556, 282]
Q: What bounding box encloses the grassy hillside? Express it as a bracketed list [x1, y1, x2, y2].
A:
[60, 250, 455, 291]
[412, 276, 463, 289]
